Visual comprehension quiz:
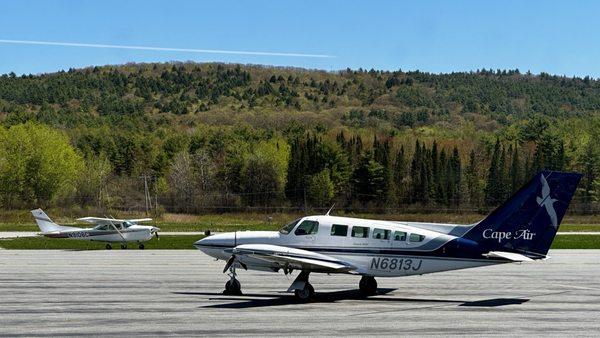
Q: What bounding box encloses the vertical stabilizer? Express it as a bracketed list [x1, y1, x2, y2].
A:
[31, 209, 61, 233]
[462, 171, 581, 257]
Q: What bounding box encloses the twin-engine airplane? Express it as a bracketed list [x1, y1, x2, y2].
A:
[31, 209, 160, 249]
[195, 171, 582, 301]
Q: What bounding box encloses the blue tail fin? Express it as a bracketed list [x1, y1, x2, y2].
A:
[463, 171, 582, 257]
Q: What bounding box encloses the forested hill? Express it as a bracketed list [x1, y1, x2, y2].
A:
[2, 63, 600, 130]
[0, 62, 598, 213]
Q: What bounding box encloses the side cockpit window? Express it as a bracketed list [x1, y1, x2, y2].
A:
[295, 220, 319, 236]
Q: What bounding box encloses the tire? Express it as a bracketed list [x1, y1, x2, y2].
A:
[294, 283, 314, 301]
[120, 244, 127, 250]
[359, 276, 377, 296]
[105, 244, 112, 250]
[224, 279, 242, 295]
[139, 243, 145, 250]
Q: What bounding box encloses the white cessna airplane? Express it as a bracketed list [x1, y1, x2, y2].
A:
[31, 209, 160, 249]
[195, 171, 581, 301]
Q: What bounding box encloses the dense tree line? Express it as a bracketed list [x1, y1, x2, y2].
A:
[0, 63, 598, 213]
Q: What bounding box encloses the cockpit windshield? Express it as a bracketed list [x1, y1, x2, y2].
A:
[123, 221, 133, 228]
[279, 218, 301, 234]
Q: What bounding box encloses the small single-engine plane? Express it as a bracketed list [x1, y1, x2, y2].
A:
[195, 171, 581, 300]
[31, 209, 160, 249]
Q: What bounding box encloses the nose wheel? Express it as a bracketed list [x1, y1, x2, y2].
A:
[359, 276, 378, 296]
[138, 243, 145, 250]
[223, 266, 242, 295]
[105, 244, 112, 250]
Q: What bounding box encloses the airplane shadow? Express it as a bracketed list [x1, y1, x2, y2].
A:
[172, 289, 529, 309]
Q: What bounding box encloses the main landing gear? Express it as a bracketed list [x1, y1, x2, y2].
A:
[105, 244, 112, 250]
[138, 243, 145, 250]
[289, 271, 314, 301]
[359, 276, 378, 296]
[223, 265, 242, 295]
[120, 243, 128, 250]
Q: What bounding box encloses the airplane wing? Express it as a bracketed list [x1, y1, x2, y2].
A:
[126, 218, 153, 223]
[232, 244, 356, 273]
[77, 217, 152, 225]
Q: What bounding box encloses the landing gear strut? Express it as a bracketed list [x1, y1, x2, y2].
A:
[105, 244, 112, 250]
[289, 271, 314, 301]
[359, 276, 377, 296]
[223, 265, 242, 295]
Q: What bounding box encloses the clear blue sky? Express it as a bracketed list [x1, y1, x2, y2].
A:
[1, 0, 599, 77]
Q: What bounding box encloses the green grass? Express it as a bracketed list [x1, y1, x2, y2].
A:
[0, 235, 204, 250]
[2, 234, 599, 250]
[556, 224, 600, 232]
[550, 235, 600, 249]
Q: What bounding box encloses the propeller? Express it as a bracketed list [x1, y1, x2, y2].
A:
[151, 227, 160, 240]
[222, 231, 247, 273]
[282, 264, 293, 276]
[223, 254, 247, 273]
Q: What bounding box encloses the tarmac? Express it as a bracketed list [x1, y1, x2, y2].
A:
[1, 250, 599, 336]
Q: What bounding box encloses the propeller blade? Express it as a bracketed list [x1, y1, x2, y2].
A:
[239, 261, 248, 270]
[223, 255, 236, 273]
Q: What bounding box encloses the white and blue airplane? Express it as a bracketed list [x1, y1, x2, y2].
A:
[31, 209, 160, 249]
[195, 171, 581, 301]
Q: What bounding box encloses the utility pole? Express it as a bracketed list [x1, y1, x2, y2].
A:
[143, 174, 150, 216]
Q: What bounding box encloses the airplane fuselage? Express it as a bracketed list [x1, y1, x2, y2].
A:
[43, 225, 156, 243]
[195, 215, 504, 278]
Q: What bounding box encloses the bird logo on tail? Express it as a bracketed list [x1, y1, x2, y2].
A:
[536, 174, 558, 228]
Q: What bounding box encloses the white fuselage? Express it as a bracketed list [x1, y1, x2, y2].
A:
[195, 215, 502, 277]
[44, 225, 156, 243]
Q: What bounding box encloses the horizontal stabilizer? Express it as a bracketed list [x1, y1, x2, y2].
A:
[483, 251, 535, 262]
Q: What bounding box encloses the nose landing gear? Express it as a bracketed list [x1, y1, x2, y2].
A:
[223, 265, 242, 295]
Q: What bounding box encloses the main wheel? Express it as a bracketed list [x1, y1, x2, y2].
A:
[294, 283, 314, 301]
[359, 276, 377, 296]
[224, 279, 242, 295]
[120, 244, 127, 250]
[105, 244, 112, 250]
[138, 243, 145, 250]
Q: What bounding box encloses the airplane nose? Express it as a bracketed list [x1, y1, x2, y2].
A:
[194, 233, 235, 249]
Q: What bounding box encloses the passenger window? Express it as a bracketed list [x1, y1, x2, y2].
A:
[372, 228, 390, 240]
[331, 224, 348, 236]
[295, 220, 319, 235]
[351, 226, 370, 238]
[409, 233, 425, 242]
[394, 231, 407, 241]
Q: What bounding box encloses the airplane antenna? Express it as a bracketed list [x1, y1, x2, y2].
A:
[325, 204, 335, 216]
